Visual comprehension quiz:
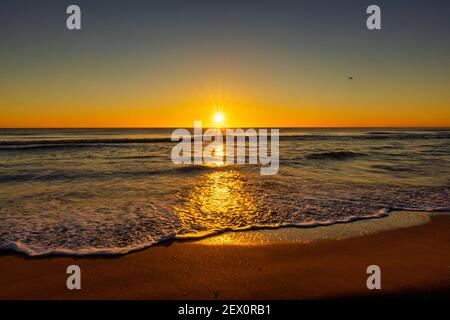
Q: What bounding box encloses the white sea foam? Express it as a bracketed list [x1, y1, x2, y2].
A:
[1, 208, 448, 257]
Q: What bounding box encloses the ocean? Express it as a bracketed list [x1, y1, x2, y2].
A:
[0, 128, 449, 256]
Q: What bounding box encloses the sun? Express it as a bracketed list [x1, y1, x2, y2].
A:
[214, 112, 224, 123]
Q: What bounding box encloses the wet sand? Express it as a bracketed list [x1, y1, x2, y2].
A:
[0, 214, 449, 299]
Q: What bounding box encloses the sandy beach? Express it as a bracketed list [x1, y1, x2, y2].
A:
[0, 213, 448, 300]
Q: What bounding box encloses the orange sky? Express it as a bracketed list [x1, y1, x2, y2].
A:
[1, 1, 449, 128]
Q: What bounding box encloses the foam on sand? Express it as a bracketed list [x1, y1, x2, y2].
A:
[197, 211, 441, 245]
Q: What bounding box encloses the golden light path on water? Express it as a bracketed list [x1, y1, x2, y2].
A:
[212, 143, 224, 166]
[175, 170, 260, 236]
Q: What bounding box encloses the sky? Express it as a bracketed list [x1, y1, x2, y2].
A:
[0, 0, 449, 128]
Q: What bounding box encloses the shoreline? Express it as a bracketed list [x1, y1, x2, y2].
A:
[0, 213, 449, 299]
[0, 210, 440, 257]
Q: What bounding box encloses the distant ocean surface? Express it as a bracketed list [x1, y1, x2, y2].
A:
[0, 128, 449, 256]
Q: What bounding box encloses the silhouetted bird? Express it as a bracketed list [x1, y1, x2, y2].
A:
[348, 76, 354, 80]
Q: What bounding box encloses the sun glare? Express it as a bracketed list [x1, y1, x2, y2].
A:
[214, 112, 224, 123]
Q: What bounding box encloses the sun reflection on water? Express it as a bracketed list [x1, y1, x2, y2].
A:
[211, 143, 224, 166]
[175, 170, 259, 235]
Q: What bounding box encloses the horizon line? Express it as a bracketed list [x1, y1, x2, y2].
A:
[0, 126, 450, 130]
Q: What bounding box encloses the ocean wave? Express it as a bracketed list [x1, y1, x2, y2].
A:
[0, 165, 222, 183]
[0, 209, 390, 256]
[1, 207, 449, 257]
[367, 131, 395, 135]
[1, 131, 449, 151]
[369, 145, 403, 150]
[281, 132, 450, 141]
[370, 164, 415, 172]
[305, 151, 367, 160]
[0, 137, 172, 148]
[0, 144, 100, 151]
[112, 155, 159, 160]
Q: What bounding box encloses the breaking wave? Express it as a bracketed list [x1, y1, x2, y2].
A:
[1, 207, 449, 256]
[305, 151, 367, 160]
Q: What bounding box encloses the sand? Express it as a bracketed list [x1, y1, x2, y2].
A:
[0, 214, 449, 299]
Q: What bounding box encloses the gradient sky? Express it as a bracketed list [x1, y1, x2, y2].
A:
[0, 0, 449, 128]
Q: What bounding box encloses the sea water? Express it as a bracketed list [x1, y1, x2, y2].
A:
[0, 128, 449, 255]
